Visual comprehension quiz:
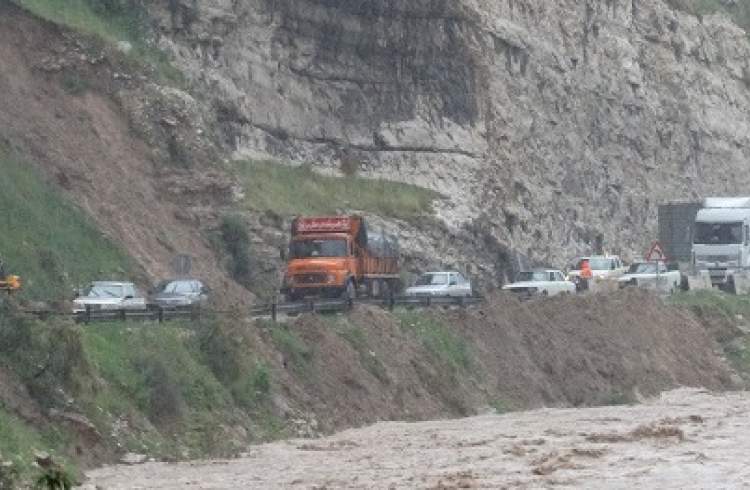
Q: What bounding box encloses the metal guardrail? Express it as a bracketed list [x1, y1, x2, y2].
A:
[19, 295, 483, 324]
[251, 295, 483, 321]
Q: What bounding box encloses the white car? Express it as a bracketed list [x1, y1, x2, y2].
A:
[404, 271, 473, 297]
[502, 270, 576, 298]
[73, 281, 147, 313]
[618, 261, 682, 293]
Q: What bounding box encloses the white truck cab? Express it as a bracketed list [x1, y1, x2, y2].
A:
[692, 197, 750, 291]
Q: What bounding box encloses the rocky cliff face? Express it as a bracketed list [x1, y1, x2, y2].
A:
[147, 0, 750, 282]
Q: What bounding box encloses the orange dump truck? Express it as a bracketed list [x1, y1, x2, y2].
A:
[281, 216, 399, 300]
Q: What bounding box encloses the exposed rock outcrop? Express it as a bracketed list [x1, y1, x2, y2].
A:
[145, 0, 750, 280]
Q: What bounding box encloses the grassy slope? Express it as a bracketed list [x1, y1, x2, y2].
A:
[11, 0, 183, 85]
[0, 305, 283, 485]
[236, 160, 439, 220]
[0, 149, 133, 301]
[670, 290, 750, 382]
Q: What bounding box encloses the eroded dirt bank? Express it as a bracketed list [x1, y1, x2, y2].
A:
[82, 388, 750, 489]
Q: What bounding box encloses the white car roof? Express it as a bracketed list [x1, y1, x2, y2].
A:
[91, 281, 134, 286]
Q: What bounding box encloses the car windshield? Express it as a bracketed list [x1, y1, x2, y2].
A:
[415, 273, 448, 286]
[161, 281, 194, 294]
[290, 239, 347, 258]
[517, 271, 548, 282]
[86, 284, 123, 298]
[694, 222, 743, 245]
[628, 263, 657, 274]
[577, 258, 611, 270]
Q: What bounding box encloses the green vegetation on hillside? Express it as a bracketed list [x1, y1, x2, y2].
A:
[395, 309, 471, 372]
[0, 301, 284, 484]
[670, 290, 750, 383]
[667, 0, 750, 34]
[11, 0, 184, 85]
[0, 149, 133, 301]
[235, 160, 439, 220]
[669, 289, 750, 318]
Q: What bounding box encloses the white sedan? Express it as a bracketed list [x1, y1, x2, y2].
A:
[502, 270, 576, 299]
[404, 271, 473, 297]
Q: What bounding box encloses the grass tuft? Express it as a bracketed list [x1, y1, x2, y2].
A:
[270, 325, 312, 372]
[12, 0, 186, 86]
[235, 160, 439, 220]
[395, 310, 471, 372]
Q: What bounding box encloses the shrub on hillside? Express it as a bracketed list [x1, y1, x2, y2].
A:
[219, 215, 252, 286]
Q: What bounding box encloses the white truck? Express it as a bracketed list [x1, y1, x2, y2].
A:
[691, 197, 750, 293]
[617, 261, 681, 293]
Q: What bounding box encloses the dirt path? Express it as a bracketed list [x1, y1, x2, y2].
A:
[81, 388, 750, 489]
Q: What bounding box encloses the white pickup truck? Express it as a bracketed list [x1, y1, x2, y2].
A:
[617, 261, 681, 293]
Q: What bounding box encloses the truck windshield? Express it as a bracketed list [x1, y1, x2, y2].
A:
[517, 271, 548, 282]
[86, 285, 124, 298]
[694, 222, 743, 245]
[628, 263, 658, 274]
[415, 273, 448, 286]
[290, 239, 348, 258]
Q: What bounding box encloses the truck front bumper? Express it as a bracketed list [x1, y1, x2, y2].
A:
[282, 285, 347, 299]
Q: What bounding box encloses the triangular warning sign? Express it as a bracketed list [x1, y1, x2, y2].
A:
[645, 240, 667, 261]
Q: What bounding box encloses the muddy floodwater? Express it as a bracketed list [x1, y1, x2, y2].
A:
[82, 389, 750, 489]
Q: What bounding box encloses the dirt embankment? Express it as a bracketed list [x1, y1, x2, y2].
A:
[265, 289, 735, 434]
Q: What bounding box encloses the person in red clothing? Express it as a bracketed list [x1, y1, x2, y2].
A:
[579, 259, 593, 291]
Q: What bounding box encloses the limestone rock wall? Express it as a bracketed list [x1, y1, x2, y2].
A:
[146, 0, 750, 282]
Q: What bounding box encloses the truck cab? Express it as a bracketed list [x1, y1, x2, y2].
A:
[281, 216, 399, 300]
[284, 232, 358, 299]
[692, 199, 750, 290]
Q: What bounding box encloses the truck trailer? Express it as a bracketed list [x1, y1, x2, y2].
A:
[281, 216, 400, 300]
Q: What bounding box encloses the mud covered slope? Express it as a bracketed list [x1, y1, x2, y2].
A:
[269, 290, 733, 433]
[0, 3, 250, 303]
[150, 0, 750, 272]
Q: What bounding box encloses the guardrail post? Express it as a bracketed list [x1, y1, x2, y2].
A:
[347, 297, 354, 310]
[119, 309, 126, 321]
[85, 305, 91, 325]
[309, 300, 315, 313]
[271, 302, 277, 322]
[157, 306, 164, 323]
